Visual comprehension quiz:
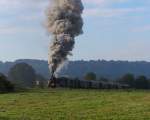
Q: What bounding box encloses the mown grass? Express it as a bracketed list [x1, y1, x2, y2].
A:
[0, 89, 150, 120]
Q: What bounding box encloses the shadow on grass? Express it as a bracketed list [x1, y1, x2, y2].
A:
[0, 116, 12, 120]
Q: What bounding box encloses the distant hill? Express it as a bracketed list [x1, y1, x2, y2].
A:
[1, 59, 150, 79]
[0, 59, 50, 79]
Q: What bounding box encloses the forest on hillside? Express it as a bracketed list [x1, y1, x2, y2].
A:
[1, 59, 150, 79]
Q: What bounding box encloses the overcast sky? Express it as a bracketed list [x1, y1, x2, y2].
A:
[0, 0, 150, 62]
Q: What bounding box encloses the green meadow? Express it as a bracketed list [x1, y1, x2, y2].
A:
[0, 89, 150, 120]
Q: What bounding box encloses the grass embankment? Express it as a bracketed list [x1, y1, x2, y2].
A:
[0, 89, 150, 120]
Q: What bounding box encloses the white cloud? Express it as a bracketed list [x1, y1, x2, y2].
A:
[83, 0, 105, 5]
[132, 25, 150, 32]
[0, 0, 49, 35]
[0, 0, 49, 11]
[0, 26, 18, 35]
[0, 0, 148, 34]
[0, 24, 41, 35]
[84, 7, 145, 17]
[82, 0, 129, 5]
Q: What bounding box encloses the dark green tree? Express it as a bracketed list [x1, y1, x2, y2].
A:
[84, 72, 96, 81]
[8, 63, 36, 88]
[135, 76, 149, 89]
[0, 73, 14, 93]
[118, 73, 135, 87]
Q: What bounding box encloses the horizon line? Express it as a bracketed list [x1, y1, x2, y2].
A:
[1, 58, 150, 63]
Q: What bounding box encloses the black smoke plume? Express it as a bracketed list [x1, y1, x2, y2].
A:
[46, 0, 84, 76]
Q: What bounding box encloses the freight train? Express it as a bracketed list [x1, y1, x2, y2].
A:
[50, 77, 129, 89]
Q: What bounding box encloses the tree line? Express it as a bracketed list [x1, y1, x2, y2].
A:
[84, 72, 150, 89]
[1, 63, 150, 93]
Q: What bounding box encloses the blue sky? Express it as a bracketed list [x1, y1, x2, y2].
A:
[0, 0, 150, 62]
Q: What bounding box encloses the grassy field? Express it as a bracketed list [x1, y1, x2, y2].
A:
[0, 89, 150, 120]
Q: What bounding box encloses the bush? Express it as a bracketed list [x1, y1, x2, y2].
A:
[135, 76, 149, 89]
[118, 73, 135, 88]
[0, 73, 14, 93]
[84, 72, 96, 81]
